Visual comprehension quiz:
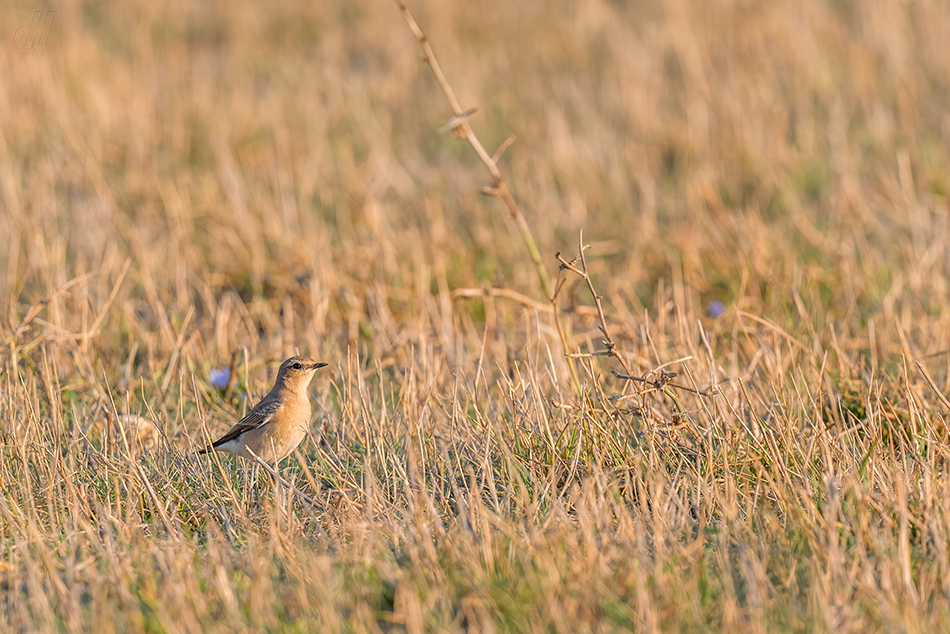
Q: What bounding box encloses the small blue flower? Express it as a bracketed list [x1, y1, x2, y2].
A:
[209, 367, 230, 389]
[707, 300, 725, 318]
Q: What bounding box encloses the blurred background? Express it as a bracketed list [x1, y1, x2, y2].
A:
[2, 0, 949, 388]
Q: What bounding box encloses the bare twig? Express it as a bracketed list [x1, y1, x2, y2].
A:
[566, 351, 614, 359]
[450, 286, 599, 316]
[610, 368, 719, 397]
[556, 230, 632, 376]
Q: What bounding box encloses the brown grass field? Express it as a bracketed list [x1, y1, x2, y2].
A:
[2, 0, 950, 631]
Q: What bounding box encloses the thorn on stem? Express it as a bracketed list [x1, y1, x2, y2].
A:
[438, 107, 479, 133]
[491, 135, 517, 164]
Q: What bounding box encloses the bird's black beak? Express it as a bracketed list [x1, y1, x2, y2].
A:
[313, 362, 328, 370]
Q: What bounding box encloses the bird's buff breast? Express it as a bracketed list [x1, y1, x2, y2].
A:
[234, 421, 308, 464]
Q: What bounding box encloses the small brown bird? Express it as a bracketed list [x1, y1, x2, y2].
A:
[199, 355, 327, 464]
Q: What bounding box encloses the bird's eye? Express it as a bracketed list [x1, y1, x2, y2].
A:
[293, 362, 302, 369]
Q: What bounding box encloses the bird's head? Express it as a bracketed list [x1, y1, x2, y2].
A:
[276, 355, 328, 391]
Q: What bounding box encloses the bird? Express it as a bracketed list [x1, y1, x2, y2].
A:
[198, 355, 327, 465]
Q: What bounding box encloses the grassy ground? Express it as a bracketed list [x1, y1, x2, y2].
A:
[2, 0, 950, 631]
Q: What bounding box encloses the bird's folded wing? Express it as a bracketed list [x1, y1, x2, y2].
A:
[209, 399, 279, 448]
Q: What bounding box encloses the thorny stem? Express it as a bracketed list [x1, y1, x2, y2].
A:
[575, 229, 631, 376]
[394, 0, 553, 299]
[555, 231, 638, 410]
[558, 231, 698, 419]
[395, 0, 579, 398]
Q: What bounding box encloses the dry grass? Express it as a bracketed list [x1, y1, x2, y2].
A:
[2, 0, 950, 631]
